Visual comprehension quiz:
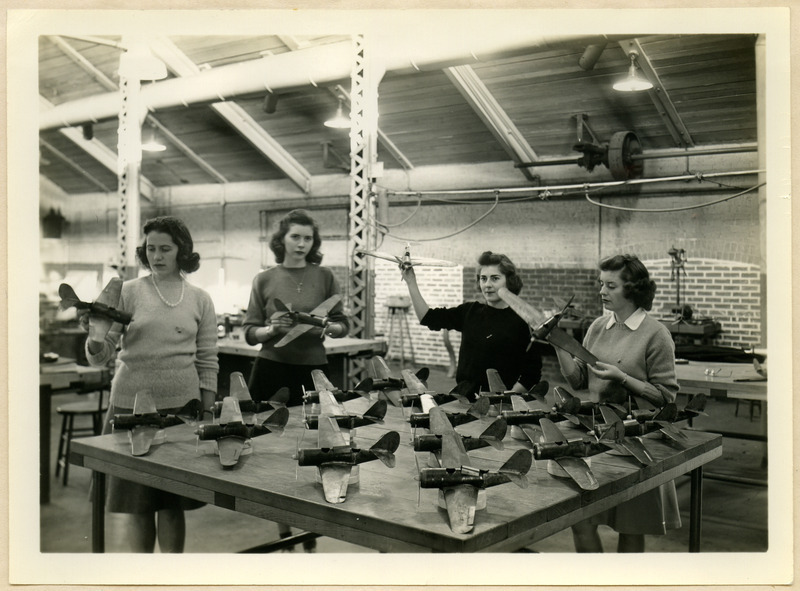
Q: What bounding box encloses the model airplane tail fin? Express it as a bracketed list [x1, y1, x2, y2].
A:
[370, 431, 401, 468]
[176, 399, 204, 425]
[597, 419, 625, 443]
[684, 393, 708, 416]
[269, 387, 290, 407]
[528, 380, 550, 405]
[353, 377, 374, 395]
[414, 366, 430, 383]
[58, 283, 82, 310]
[468, 396, 491, 418]
[553, 386, 582, 415]
[479, 418, 507, 450]
[499, 449, 532, 488]
[363, 399, 388, 422]
[448, 381, 472, 404]
[272, 297, 290, 313]
[263, 406, 290, 435]
[654, 402, 678, 422]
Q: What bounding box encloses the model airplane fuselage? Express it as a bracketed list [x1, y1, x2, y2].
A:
[59, 278, 132, 325]
[271, 294, 342, 348]
[111, 392, 203, 456]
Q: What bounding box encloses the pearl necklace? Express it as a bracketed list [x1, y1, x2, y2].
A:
[151, 275, 185, 308]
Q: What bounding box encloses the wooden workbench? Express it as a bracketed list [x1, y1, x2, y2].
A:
[675, 361, 766, 401]
[71, 399, 722, 553]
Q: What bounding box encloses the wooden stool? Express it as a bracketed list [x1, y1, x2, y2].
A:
[385, 295, 415, 371]
[55, 380, 110, 486]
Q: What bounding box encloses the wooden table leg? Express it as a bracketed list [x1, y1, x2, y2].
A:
[40, 385, 52, 504]
[689, 465, 703, 552]
[91, 471, 106, 553]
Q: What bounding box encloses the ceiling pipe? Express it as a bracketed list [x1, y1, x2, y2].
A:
[40, 34, 624, 130]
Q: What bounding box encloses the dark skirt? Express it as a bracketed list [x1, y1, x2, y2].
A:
[101, 404, 205, 514]
[247, 357, 328, 407]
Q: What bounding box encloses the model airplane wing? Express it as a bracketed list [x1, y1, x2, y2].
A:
[443, 485, 480, 534]
[274, 324, 314, 348]
[217, 438, 247, 468]
[311, 369, 337, 392]
[319, 415, 348, 448]
[539, 417, 568, 444]
[318, 390, 346, 418]
[545, 327, 599, 366]
[401, 369, 427, 394]
[358, 248, 456, 268]
[405, 255, 458, 267]
[486, 368, 508, 394]
[310, 294, 342, 317]
[496, 287, 546, 326]
[371, 355, 392, 379]
[219, 396, 243, 425]
[510, 395, 530, 412]
[319, 464, 352, 504]
[554, 456, 599, 490]
[128, 391, 160, 456]
[357, 249, 403, 265]
[435, 409, 472, 470]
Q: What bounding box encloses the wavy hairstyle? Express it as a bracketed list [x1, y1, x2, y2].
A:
[476, 251, 523, 295]
[135, 216, 200, 273]
[599, 254, 657, 310]
[269, 209, 323, 265]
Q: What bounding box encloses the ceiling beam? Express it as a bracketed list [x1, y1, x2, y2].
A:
[147, 36, 311, 193]
[40, 34, 621, 130]
[445, 65, 539, 181]
[39, 138, 116, 193]
[619, 39, 695, 148]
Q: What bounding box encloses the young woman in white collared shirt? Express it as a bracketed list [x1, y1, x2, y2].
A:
[556, 254, 679, 553]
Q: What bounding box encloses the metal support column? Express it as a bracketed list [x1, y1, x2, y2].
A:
[347, 34, 382, 385]
[116, 74, 144, 280]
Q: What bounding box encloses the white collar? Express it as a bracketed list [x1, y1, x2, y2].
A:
[605, 307, 647, 330]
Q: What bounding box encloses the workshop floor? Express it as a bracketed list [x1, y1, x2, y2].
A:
[40, 359, 769, 554]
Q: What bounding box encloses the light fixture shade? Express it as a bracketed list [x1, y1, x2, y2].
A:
[324, 101, 351, 129]
[141, 125, 166, 152]
[613, 54, 653, 92]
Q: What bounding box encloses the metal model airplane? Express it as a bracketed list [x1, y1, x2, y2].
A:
[111, 390, 203, 456]
[211, 372, 288, 423]
[499, 395, 568, 444]
[532, 416, 627, 491]
[593, 403, 697, 450]
[399, 368, 460, 408]
[408, 396, 491, 430]
[414, 417, 507, 454]
[304, 389, 388, 430]
[296, 415, 400, 503]
[496, 288, 598, 366]
[357, 242, 458, 271]
[478, 369, 550, 407]
[271, 294, 342, 348]
[59, 278, 132, 338]
[301, 369, 373, 405]
[416, 407, 531, 533]
[366, 355, 430, 407]
[196, 396, 289, 467]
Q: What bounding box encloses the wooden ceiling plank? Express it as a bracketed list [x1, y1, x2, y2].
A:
[148, 36, 311, 192]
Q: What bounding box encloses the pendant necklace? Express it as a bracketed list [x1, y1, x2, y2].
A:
[151, 274, 185, 307]
[285, 265, 308, 293]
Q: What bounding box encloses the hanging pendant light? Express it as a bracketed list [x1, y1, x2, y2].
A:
[613, 51, 653, 92]
[141, 123, 166, 152]
[324, 98, 351, 129]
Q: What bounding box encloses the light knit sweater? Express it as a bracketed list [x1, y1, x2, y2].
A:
[243, 264, 349, 366]
[560, 309, 678, 406]
[85, 276, 219, 410]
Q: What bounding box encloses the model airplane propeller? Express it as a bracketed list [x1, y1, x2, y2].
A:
[416, 407, 531, 533]
[496, 287, 598, 366]
[357, 242, 458, 271]
[196, 396, 289, 468]
[271, 294, 342, 348]
[366, 355, 430, 407]
[304, 389, 388, 431]
[111, 390, 203, 456]
[59, 278, 132, 342]
[301, 369, 373, 405]
[296, 415, 400, 504]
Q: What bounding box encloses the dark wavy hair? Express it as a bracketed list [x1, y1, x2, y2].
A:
[476, 251, 523, 295]
[599, 254, 656, 310]
[269, 209, 323, 264]
[135, 216, 201, 273]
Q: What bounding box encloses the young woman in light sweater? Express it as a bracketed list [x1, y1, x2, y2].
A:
[555, 254, 680, 553]
[85, 216, 218, 553]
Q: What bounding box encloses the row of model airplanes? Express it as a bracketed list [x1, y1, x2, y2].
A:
[57, 244, 706, 535]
